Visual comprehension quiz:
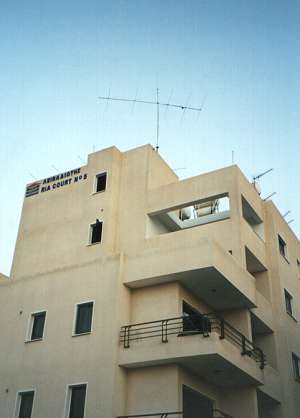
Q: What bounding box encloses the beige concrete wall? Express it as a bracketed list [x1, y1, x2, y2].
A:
[126, 366, 180, 415]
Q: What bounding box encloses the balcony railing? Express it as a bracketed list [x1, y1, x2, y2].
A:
[120, 314, 266, 369]
[117, 410, 233, 418]
[117, 413, 182, 418]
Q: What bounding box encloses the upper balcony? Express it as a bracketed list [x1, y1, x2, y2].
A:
[124, 235, 256, 311]
[119, 313, 265, 387]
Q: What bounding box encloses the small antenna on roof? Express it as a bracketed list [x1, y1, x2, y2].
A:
[252, 168, 273, 195]
[77, 155, 85, 164]
[288, 219, 294, 225]
[51, 165, 60, 173]
[28, 171, 37, 181]
[253, 168, 273, 182]
[263, 192, 276, 201]
[283, 210, 291, 218]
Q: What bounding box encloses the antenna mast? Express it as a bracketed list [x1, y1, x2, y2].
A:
[98, 90, 202, 151]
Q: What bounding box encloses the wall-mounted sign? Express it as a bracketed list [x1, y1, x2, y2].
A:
[25, 168, 88, 198]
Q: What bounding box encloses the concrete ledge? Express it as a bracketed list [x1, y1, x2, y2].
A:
[119, 332, 263, 387]
[124, 236, 256, 310]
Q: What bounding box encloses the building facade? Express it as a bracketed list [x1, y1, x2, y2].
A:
[0, 144, 299, 418]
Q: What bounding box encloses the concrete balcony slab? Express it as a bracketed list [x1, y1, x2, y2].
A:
[124, 237, 256, 311]
[119, 332, 263, 387]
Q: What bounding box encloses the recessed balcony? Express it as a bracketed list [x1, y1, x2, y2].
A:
[119, 314, 266, 387]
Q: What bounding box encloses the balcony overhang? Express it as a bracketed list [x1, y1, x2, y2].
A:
[119, 332, 263, 387]
[124, 237, 256, 310]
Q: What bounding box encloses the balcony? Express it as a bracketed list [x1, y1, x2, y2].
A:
[117, 410, 233, 418]
[119, 314, 266, 387]
[124, 236, 256, 311]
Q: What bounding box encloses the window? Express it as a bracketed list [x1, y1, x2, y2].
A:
[297, 260, 300, 279]
[182, 301, 211, 335]
[66, 384, 87, 418]
[27, 311, 46, 341]
[278, 235, 287, 258]
[285, 289, 294, 317]
[89, 220, 102, 244]
[74, 302, 94, 335]
[95, 172, 107, 193]
[292, 353, 300, 381]
[16, 391, 34, 418]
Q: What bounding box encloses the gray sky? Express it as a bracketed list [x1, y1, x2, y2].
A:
[1, 0, 299, 275]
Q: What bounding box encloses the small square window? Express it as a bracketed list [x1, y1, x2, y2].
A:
[90, 220, 102, 244]
[16, 391, 34, 418]
[66, 384, 87, 418]
[74, 302, 94, 335]
[28, 311, 46, 341]
[284, 289, 294, 317]
[95, 172, 107, 193]
[278, 235, 287, 258]
[292, 353, 300, 381]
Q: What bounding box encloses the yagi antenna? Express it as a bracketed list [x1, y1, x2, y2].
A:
[283, 210, 291, 218]
[98, 89, 202, 152]
[288, 219, 295, 225]
[253, 168, 273, 181]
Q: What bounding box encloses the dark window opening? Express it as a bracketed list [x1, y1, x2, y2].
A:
[285, 290, 293, 316]
[95, 173, 107, 193]
[297, 260, 300, 279]
[69, 385, 87, 418]
[182, 301, 211, 335]
[292, 353, 300, 381]
[278, 235, 287, 258]
[75, 302, 93, 335]
[90, 220, 102, 244]
[18, 391, 34, 418]
[31, 311, 46, 340]
[183, 385, 213, 418]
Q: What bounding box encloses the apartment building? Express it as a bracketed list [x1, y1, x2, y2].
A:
[0, 144, 299, 418]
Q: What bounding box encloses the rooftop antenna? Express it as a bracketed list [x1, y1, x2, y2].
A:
[283, 210, 291, 218]
[253, 168, 274, 182]
[263, 192, 276, 201]
[252, 168, 274, 195]
[98, 89, 202, 152]
[288, 219, 295, 225]
[51, 165, 60, 173]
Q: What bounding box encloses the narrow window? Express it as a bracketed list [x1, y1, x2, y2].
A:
[95, 172, 107, 193]
[292, 353, 300, 381]
[30, 312, 46, 341]
[67, 384, 87, 418]
[284, 289, 294, 316]
[17, 391, 34, 418]
[278, 235, 287, 258]
[297, 260, 300, 279]
[74, 302, 94, 335]
[90, 220, 102, 244]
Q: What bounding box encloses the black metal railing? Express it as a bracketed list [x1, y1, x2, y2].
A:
[117, 413, 182, 418]
[120, 314, 266, 369]
[213, 409, 234, 418]
[117, 410, 233, 418]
